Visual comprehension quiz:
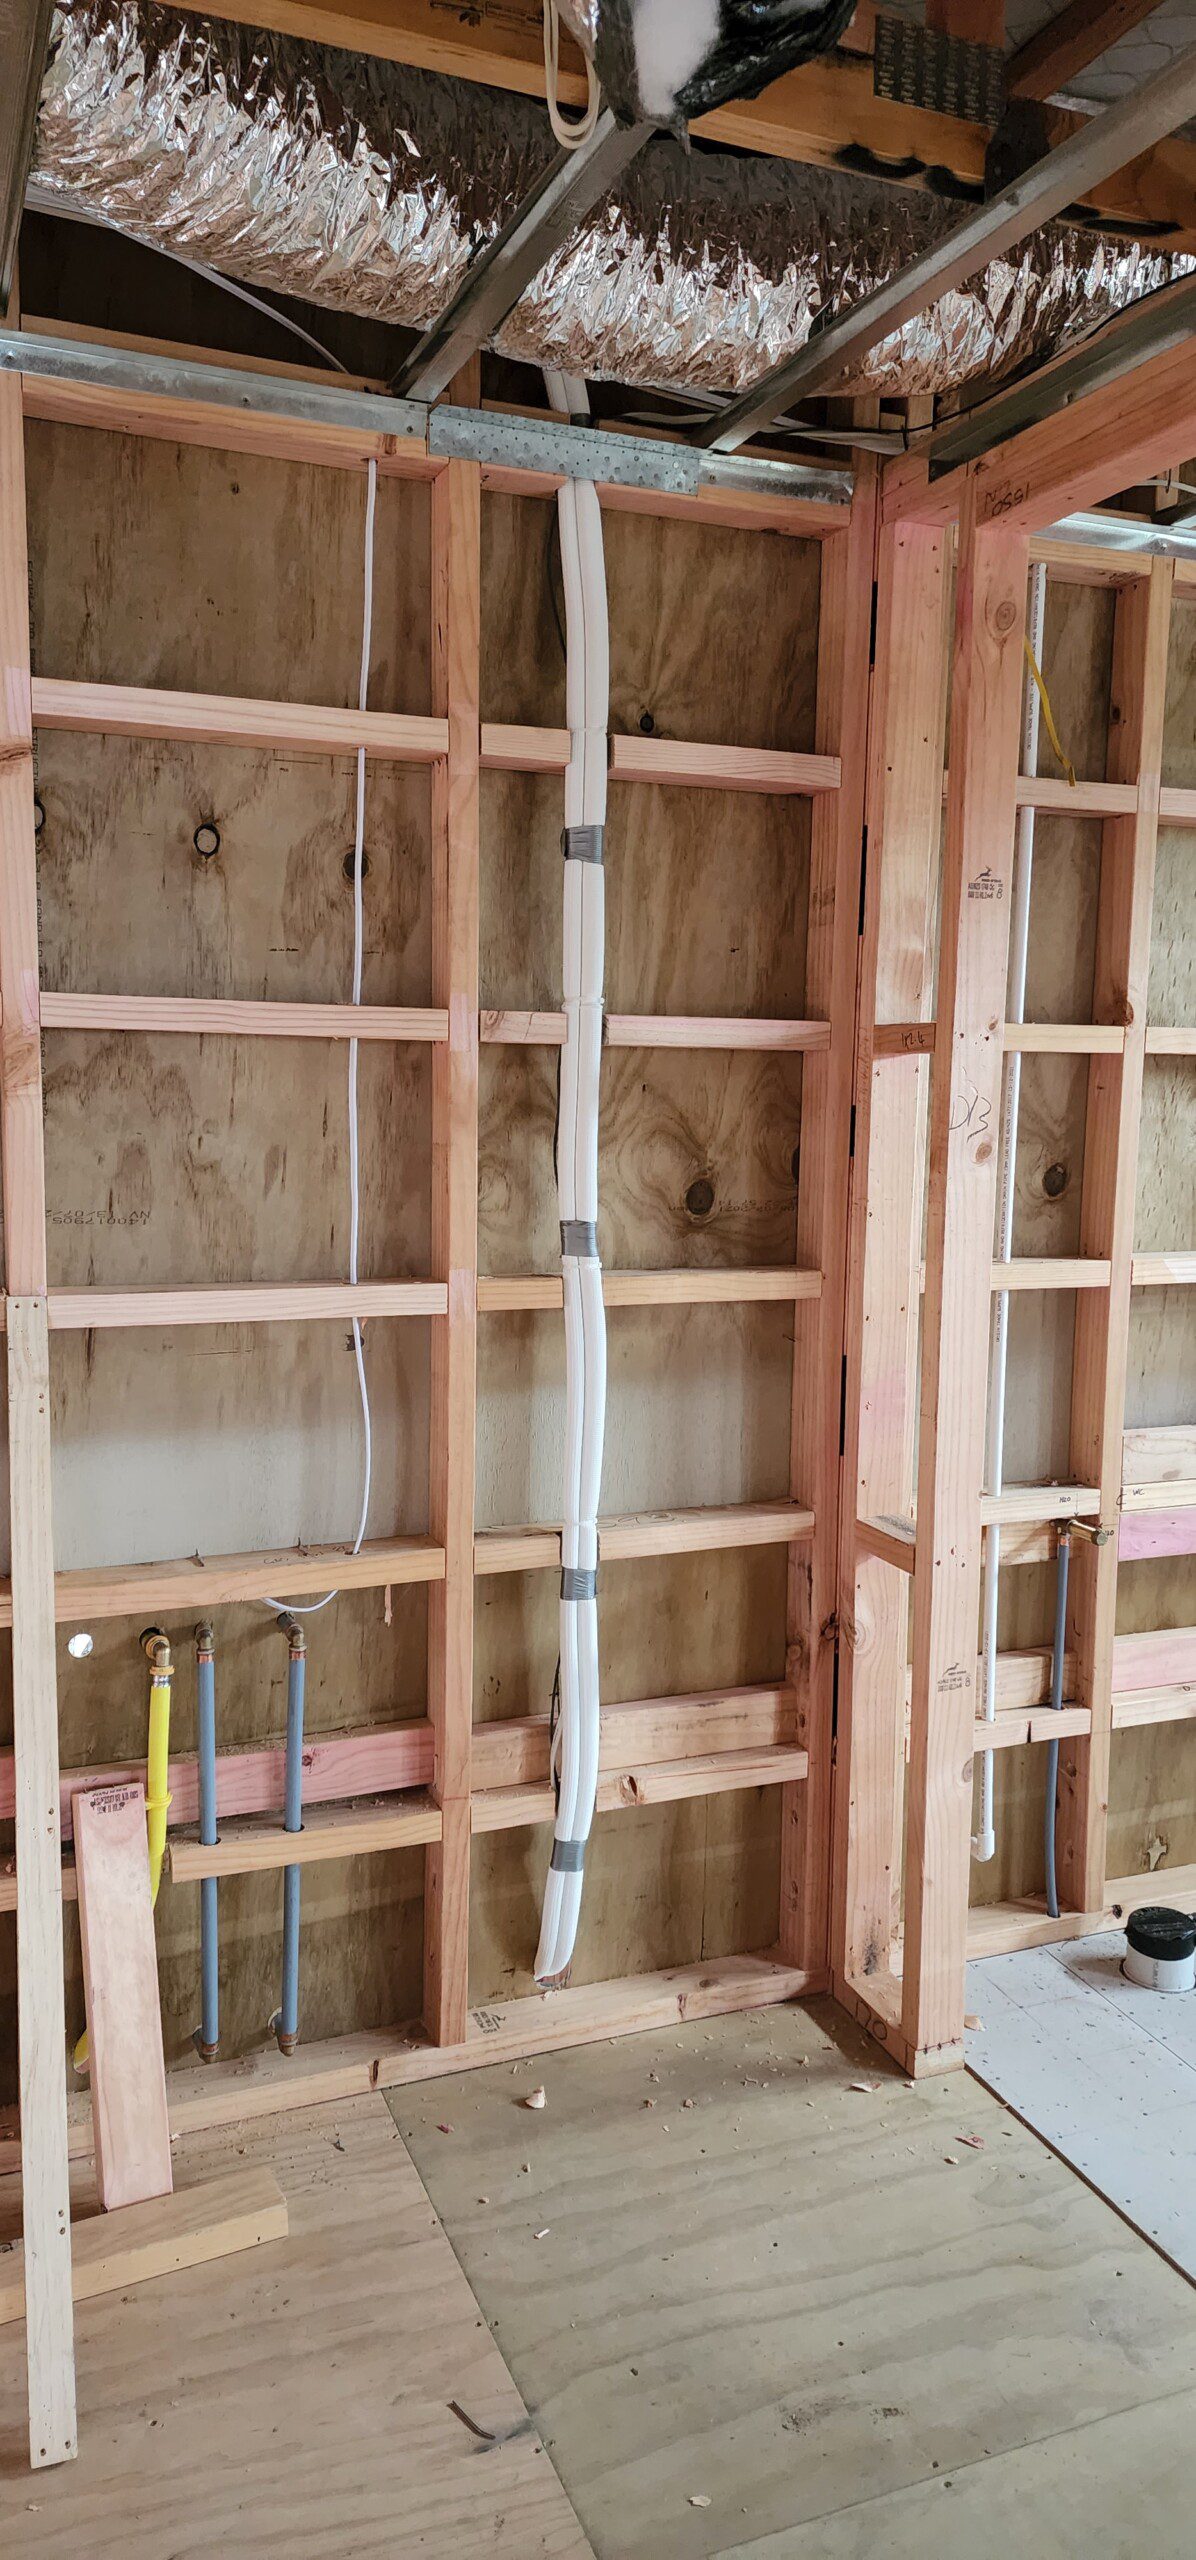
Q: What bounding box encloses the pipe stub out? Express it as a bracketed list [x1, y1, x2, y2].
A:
[1123, 1905, 1196, 1992]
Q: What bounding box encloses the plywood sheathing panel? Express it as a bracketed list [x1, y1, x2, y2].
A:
[969, 577, 1107, 1910]
[481, 493, 820, 751]
[1151, 831, 1196, 1033]
[1, 418, 824, 2083]
[2, 1848, 427, 2107]
[25, 424, 431, 711]
[468, 495, 821, 1994]
[473, 1543, 787, 1725]
[476, 1303, 795, 1531]
[3, 1590, 430, 2107]
[1103, 591, 1196, 1888]
[479, 1045, 803, 1276]
[970, 573, 1195, 1914]
[470, 1789, 782, 2006]
[46, 1322, 432, 1570]
[480, 773, 811, 1015]
[1162, 598, 1196, 787]
[35, 738, 433, 1008]
[42, 1036, 431, 1290]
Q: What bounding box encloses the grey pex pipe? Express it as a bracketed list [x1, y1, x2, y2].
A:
[275, 1616, 307, 2056]
[1044, 1529, 1072, 1922]
[194, 1622, 219, 2062]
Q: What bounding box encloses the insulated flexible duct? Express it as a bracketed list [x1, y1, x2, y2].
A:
[32, 0, 1191, 405]
[535, 366, 609, 1989]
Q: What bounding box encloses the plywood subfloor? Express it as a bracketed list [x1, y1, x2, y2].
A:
[5, 2000, 1196, 2557]
[968, 1934, 1196, 2281]
[0, 2094, 587, 2559]
[391, 1999, 1196, 2560]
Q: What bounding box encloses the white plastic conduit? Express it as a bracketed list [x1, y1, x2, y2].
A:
[974, 559, 1047, 1860]
[535, 367, 610, 1985]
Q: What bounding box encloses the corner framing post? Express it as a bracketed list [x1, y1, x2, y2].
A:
[1058, 557, 1173, 1911]
[781, 460, 878, 1974]
[834, 519, 947, 2021]
[424, 451, 481, 2044]
[0, 371, 77, 2464]
[902, 481, 1027, 2068]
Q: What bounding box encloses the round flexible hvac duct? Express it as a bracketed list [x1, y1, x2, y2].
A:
[32, 0, 1191, 403]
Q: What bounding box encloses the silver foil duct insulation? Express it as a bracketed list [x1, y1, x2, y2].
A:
[32, 0, 1190, 401]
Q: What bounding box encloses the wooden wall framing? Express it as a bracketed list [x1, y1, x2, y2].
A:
[0, 344, 864, 2461]
[1, 307, 1193, 2456]
[841, 414, 1196, 2073]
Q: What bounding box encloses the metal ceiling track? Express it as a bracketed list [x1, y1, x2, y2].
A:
[388, 108, 653, 402]
[925, 273, 1196, 482]
[1, 0, 55, 306]
[0, 326, 852, 509]
[693, 36, 1196, 455]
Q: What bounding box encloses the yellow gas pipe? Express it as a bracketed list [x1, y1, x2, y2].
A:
[142, 1628, 174, 1907]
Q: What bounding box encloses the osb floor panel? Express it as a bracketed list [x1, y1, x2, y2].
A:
[0, 2094, 587, 2559]
[391, 1997, 1196, 2560]
[968, 1935, 1196, 2281]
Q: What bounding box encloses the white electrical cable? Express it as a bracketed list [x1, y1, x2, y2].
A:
[262, 458, 377, 1614]
[535, 367, 608, 1984]
[542, 0, 601, 148]
[973, 561, 1047, 1859]
[23, 189, 351, 372]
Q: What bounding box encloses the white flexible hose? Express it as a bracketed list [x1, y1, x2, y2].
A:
[263, 458, 377, 1614]
[536, 370, 608, 1984]
[542, 0, 601, 148]
[974, 561, 1047, 1858]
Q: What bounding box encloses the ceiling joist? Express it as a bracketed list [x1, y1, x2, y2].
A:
[199, 0, 1196, 250]
[890, 319, 1196, 533]
[1, 0, 54, 304]
[695, 39, 1196, 452]
[1008, 1, 1165, 105]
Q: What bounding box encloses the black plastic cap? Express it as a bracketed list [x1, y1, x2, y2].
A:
[1126, 1905, 1196, 1964]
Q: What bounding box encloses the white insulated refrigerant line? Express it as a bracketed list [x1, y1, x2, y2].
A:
[535, 368, 610, 1986]
[974, 558, 1048, 1863]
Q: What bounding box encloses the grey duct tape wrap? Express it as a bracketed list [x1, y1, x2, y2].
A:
[562, 825, 605, 865]
[561, 1566, 597, 1601]
[550, 1838, 586, 1872]
[560, 1219, 599, 1257]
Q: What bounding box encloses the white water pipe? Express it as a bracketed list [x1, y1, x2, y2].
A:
[535, 370, 610, 1984]
[974, 560, 1047, 1860]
